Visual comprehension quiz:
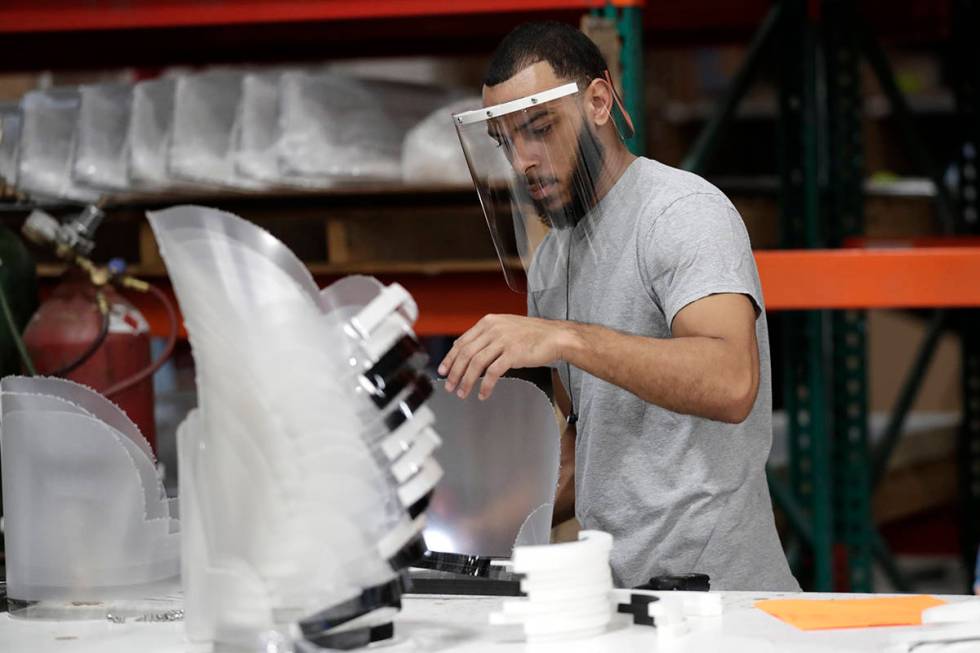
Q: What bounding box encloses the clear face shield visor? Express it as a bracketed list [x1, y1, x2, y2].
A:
[453, 83, 607, 294]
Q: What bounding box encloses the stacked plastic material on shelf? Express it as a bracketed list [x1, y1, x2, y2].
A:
[149, 205, 442, 650]
[74, 83, 133, 191]
[5, 69, 471, 203]
[491, 531, 614, 643]
[0, 102, 22, 191]
[277, 72, 457, 185]
[401, 96, 482, 185]
[128, 76, 182, 190]
[171, 70, 267, 189]
[17, 88, 100, 203]
[0, 375, 180, 617]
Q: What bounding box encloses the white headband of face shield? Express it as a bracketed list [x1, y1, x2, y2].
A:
[453, 82, 580, 126]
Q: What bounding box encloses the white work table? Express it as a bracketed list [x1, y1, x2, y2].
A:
[0, 592, 977, 653]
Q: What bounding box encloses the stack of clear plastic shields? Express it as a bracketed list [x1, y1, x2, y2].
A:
[170, 71, 267, 190]
[401, 96, 482, 185]
[73, 83, 134, 191]
[278, 72, 460, 185]
[128, 77, 182, 191]
[453, 82, 608, 296]
[148, 205, 443, 650]
[18, 88, 101, 203]
[0, 103, 22, 192]
[425, 379, 560, 557]
[234, 70, 288, 185]
[0, 375, 180, 620]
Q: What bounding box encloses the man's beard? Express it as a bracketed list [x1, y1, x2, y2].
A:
[530, 124, 606, 230]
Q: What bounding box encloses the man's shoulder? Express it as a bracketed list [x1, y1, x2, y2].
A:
[632, 157, 733, 216]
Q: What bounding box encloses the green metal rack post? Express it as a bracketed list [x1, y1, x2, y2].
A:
[824, 0, 874, 593]
[953, 0, 980, 590]
[777, 0, 836, 592]
[595, 2, 646, 156]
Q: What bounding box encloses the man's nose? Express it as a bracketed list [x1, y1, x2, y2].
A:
[509, 143, 537, 176]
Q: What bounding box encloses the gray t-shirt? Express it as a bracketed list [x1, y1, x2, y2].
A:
[528, 157, 798, 591]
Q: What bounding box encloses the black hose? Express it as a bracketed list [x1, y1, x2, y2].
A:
[50, 292, 110, 377]
[0, 279, 35, 376]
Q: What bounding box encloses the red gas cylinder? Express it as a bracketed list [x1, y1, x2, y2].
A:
[22, 274, 156, 452]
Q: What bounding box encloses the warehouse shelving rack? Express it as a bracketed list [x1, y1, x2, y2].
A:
[681, 0, 980, 593]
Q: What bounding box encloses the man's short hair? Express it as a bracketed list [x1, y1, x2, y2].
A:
[484, 21, 608, 89]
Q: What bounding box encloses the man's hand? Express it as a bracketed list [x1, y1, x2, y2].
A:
[437, 314, 570, 400]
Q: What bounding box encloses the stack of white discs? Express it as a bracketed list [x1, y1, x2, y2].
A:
[490, 531, 614, 643]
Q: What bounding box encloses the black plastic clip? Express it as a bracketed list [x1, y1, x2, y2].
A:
[617, 593, 659, 627]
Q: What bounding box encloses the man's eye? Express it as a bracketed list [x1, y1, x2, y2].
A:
[530, 122, 553, 137]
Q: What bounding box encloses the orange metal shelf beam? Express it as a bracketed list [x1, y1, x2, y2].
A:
[0, 0, 641, 34]
[756, 247, 980, 311]
[123, 247, 980, 338]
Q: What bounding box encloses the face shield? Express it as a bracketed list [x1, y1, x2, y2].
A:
[454, 83, 608, 294]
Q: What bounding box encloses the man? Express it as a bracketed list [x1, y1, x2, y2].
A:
[439, 21, 798, 591]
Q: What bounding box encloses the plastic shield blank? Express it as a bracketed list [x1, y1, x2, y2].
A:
[128, 77, 180, 189]
[1, 410, 179, 600]
[426, 377, 560, 556]
[74, 83, 133, 190]
[401, 96, 481, 185]
[278, 73, 460, 183]
[0, 103, 22, 187]
[18, 88, 100, 203]
[170, 71, 266, 189]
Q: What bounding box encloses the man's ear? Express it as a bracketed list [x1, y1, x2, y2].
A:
[585, 77, 615, 128]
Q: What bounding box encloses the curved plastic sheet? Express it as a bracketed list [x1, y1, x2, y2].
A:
[454, 82, 616, 295]
[318, 275, 384, 320]
[1, 375, 154, 462]
[149, 205, 443, 646]
[148, 205, 319, 301]
[161, 237, 314, 317]
[0, 391, 169, 522]
[1, 410, 179, 600]
[426, 377, 560, 555]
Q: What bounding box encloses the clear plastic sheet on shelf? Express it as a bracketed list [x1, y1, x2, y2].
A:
[74, 83, 133, 190]
[170, 70, 267, 189]
[401, 96, 482, 184]
[234, 70, 293, 185]
[128, 77, 181, 190]
[0, 103, 22, 188]
[277, 72, 460, 185]
[18, 88, 101, 202]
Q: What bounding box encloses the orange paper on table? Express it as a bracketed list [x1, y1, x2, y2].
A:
[755, 595, 946, 630]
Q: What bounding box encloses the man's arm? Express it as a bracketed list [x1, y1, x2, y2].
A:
[438, 292, 760, 424]
[551, 369, 576, 525]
